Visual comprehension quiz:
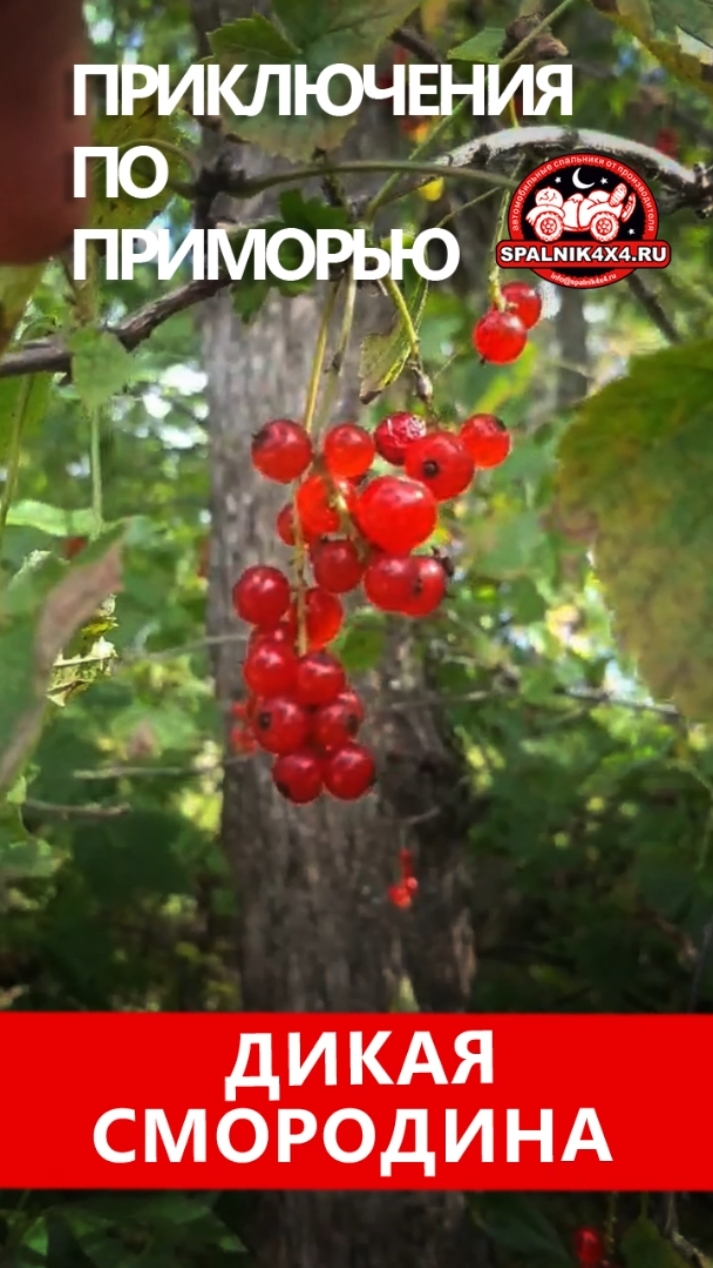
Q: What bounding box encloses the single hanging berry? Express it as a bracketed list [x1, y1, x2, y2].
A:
[312, 693, 364, 750]
[356, 476, 437, 553]
[374, 412, 427, 466]
[473, 308, 527, 364]
[296, 474, 357, 537]
[399, 556, 447, 617]
[253, 696, 310, 755]
[233, 565, 291, 627]
[311, 538, 365, 594]
[388, 882, 413, 909]
[272, 749, 324, 804]
[573, 1228, 605, 1267]
[364, 554, 446, 617]
[404, 430, 475, 501]
[287, 588, 344, 650]
[323, 742, 376, 800]
[276, 504, 318, 547]
[501, 280, 542, 330]
[294, 650, 346, 707]
[323, 423, 375, 479]
[251, 419, 313, 483]
[459, 414, 512, 468]
[243, 639, 298, 697]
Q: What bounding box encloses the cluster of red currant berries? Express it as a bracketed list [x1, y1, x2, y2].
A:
[229, 399, 513, 811]
[574, 1226, 615, 1268]
[472, 280, 543, 366]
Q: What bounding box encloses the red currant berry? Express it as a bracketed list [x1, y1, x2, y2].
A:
[312, 696, 364, 750]
[323, 743, 375, 800]
[573, 1228, 605, 1267]
[459, 414, 512, 468]
[251, 419, 312, 483]
[272, 749, 324, 804]
[501, 281, 542, 330]
[336, 689, 365, 726]
[374, 412, 427, 466]
[253, 696, 310, 755]
[248, 624, 293, 653]
[311, 538, 364, 593]
[473, 308, 527, 364]
[287, 588, 344, 649]
[230, 724, 257, 756]
[294, 650, 346, 707]
[63, 536, 88, 560]
[232, 565, 291, 627]
[363, 554, 412, 612]
[243, 639, 298, 696]
[388, 882, 412, 909]
[296, 474, 357, 537]
[404, 430, 475, 502]
[357, 476, 437, 553]
[323, 423, 375, 479]
[400, 555, 447, 617]
[405, 876, 418, 895]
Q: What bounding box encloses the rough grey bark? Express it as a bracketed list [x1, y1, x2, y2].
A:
[193, 2, 480, 1262]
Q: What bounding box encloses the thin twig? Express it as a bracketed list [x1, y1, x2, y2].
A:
[627, 273, 680, 343]
[390, 26, 442, 64]
[23, 799, 130, 819]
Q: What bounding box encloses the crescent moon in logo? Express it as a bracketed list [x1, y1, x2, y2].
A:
[572, 166, 596, 190]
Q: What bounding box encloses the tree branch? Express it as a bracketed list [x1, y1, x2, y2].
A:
[0, 274, 234, 381]
[627, 273, 680, 343]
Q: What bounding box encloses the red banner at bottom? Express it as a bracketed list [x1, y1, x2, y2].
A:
[0, 1013, 708, 1189]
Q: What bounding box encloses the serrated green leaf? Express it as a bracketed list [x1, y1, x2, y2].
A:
[0, 374, 52, 461]
[359, 263, 428, 403]
[208, 13, 300, 61]
[70, 330, 135, 411]
[590, 0, 713, 98]
[6, 501, 96, 538]
[555, 338, 713, 725]
[91, 99, 186, 231]
[623, 1217, 688, 1268]
[208, 0, 419, 160]
[0, 265, 43, 355]
[0, 528, 124, 793]
[448, 27, 506, 61]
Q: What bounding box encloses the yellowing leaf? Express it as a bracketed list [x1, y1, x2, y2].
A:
[555, 339, 713, 724]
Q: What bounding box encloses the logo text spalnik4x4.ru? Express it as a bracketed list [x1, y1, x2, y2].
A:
[497, 152, 671, 290]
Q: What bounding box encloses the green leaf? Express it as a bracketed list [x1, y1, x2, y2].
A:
[0, 528, 124, 794]
[6, 502, 96, 538]
[208, 0, 419, 160]
[69, 330, 135, 411]
[278, 190, 350, 233]
[0, 265, 43, 355]
[0, 374, 52, 460]
[208, 13, 300, 61]
[448, 27, 506, 61]
[555, 338, 713, 724]
[91, 99, 186, 230]
[622, 1217, 688, 1268]
[590, 0, 713, 99]
[333, 611, 386, 672]
[359, 262, 428, 403]
[0, 801, 55, 879]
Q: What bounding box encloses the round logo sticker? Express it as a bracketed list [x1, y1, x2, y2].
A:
[496, 152, 671, 289]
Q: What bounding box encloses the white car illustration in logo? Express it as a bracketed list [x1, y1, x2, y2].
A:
[526, 182, 637, 243]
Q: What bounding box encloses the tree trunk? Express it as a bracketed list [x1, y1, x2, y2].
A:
[193, 3, 480, 1261]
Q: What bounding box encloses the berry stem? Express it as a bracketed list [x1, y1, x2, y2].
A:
[314, 265, 357, 436]
[383, 275, 433, 412]
[0, 374, 31, 555]
[293, 281, 341, 655]
[488, 185, 513, 311]
[89, 406, 103, 535]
